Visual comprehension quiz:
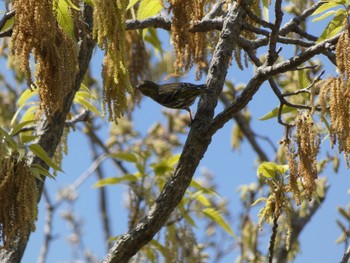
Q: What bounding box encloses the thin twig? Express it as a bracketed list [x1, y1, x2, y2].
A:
[38, 188, 55, 263]
[282, 70, 325, 97]
[241, 2, 274, 29]
[340, 245, 350, 263]
[89, 140, 112, 251]
[84, 125, 129, 175]
[266, 0, 283, 65]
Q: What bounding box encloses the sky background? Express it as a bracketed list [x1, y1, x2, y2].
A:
[0, 2, 349, 263]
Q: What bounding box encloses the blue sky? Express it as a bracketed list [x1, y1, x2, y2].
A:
[0, 2, 349, 263]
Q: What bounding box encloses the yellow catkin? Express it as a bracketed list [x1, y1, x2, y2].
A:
[168, 0, 213, 79]
[11, 0, 78, 118]
[318, 31, 350, 165]
[295, 112, 320, 200]
[285, 141, 301, 205]
[93, 0, 132, 122]
[0, 155, 38, 248]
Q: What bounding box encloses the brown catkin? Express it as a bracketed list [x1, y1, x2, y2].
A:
[11, 0, 78, 118]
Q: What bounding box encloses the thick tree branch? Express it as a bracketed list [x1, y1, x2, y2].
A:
[209, 33, 339, 135]
[0, 4, 95, 263]
[102, 2, 252, 262]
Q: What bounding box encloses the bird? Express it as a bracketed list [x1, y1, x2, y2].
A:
[136, 80, 209, 123]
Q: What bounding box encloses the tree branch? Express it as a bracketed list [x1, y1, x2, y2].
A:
[102, 2, 252, 262]
[0, 4, 95, 262]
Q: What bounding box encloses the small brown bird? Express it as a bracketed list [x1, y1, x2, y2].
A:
[136, 80, 208, 122]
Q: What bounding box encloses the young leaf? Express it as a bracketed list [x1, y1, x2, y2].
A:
[298, 69, 311, 89]
[312, 1, 345, 17]
[0, 127, 17, 150]
[144, 28, 164, 55]
[137, 0, 162, 20]
[29, 144, 63, 172]
[109, 152, 138, 163]
[74, 97, 100, 115]
[192, 191, 211, 207]
[20, 105, 38, 123]
[56, 0, 75, 40]
[17, 88, 38, 107]
[20, 135, 38, 144]
[10, 120, 36, 136]
[0, 15, 14, 32]
[312, 10, 337, 22]
[259, 105, 297, 121]
[203, 208, 236, 238]
[94, 174, 138, 188]
[337, 206, 350, 221]
[262, 0, 269, 22]
[257, 162, 288, 179]
[29, 164, 55, 179]
[83, 0, 93, 6]
[150, 240, 168, 258]
[316, 9, 346, 43]
[127, 0, 139, 10]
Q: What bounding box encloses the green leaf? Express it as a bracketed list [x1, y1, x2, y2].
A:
[167, 154, 180, 166]
[56, 0, 75, 40]
[106, 235, 120, 243]
[0, 127, 17, 150]
[29, 164, 55, 179]
[74, 97, 100, 115]
[10, 120, 36, 136]
[312, 10, 337, 22]
[127, 0, 139, 10]
[17, 88, 38, 107]
[190, 179, 220, 197]
[259, 105, 297, 121]
[0, 15, 14, 32]
[137, 0, 162, 20]
[83, 0, 93, 6]
[316, 9, 346, 43]
[203, 208, 236, 238]
[337, 206, 350, 221]
[336, 219, 347, 232]
[29, 144, 63, 172]
[94, 174, 138, 188]
[20, 105, 38, 123]
[150, 240, 168, 258]
[192, 191, 211, 207]
[109, 152, 138, 163]
[144, 246, 155, 263]
[312, 1, 344, 16]
[262, 0, 269, 22]
[178, 198, 197, 227]
[257, 162, 288, 179]
[144, 28, 163, 55]
[298, 69, 311, 89]
[20, 135, 39, 144]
